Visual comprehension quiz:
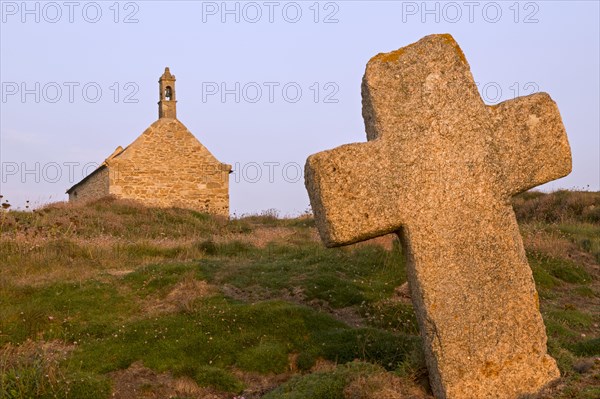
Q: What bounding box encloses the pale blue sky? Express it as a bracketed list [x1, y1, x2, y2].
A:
[1, 1, 599, 215]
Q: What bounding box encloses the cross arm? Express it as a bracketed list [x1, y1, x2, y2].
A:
[305, 141, 403, 247]
[489, 92, 572, 197]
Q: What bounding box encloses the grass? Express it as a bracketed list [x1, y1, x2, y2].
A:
[200, 242, 405, 308]
[71, 298, 342, 374]
[528, 252, 592, 286]
[189, 365, 243, 392]
[0, 280, 138, 345]
[262, 361, 381, 399]
[558, 223, 600, 263]
[0, 191, 598, 398]
[0, 341, 111, 399]
[570, 337, 600, 357]
[547, 308, 593, 329]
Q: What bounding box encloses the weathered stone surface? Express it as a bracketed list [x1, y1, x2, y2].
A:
[106, 118, 230, 216]
[67, 68, 231, 217]
[67, 165, 110, 203]
[305, 34, 571, 399]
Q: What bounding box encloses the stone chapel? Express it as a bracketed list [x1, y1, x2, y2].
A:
[66, 68, 231, 217]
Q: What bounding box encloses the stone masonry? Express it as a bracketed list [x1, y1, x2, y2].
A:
[67, 166, 110, 203]
[67, 68, 231, 217]
[305, 34, 571, 398]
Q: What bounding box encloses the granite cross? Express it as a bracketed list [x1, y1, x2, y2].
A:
[304, 34, 571, 399]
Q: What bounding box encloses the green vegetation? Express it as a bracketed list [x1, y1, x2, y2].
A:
[263, 362, 382, 399]
[0, 191, 598, 398]
[0, 341, 110, 399]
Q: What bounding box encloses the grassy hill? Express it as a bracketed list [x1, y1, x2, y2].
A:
[0, 191, 598, 399]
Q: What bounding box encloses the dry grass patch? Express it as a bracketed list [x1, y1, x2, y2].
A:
[143, 272, 216, 315]
[217, 226, 299, 248]
[513, 190, 600, 224]
[230, 367, 295, 398]
[0, 339, 109, 399]
[523, 228, 577, 261]
[522, 226, 597, 269]
[108, 361, 227, 399]
[344, 372, 431, 399]
[351, 234, 397, 251]
[0, 339, 74, 377]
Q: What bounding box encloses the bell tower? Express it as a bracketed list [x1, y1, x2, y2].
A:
[158, 67, 176, 119]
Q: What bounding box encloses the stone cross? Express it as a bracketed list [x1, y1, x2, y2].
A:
[304, 34, 571, 399]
